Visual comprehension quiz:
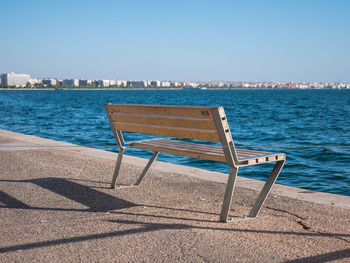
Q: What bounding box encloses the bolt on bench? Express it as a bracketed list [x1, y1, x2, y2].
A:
[105, 104, 286, 222]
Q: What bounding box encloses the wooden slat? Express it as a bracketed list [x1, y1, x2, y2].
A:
[149, 140, 269, 158]
[139, 140, 232, 160]
[237, 152, 281, 159]
[114, 122, 221, 142]
[131, 139, 273, 157]
[106, 104, 215, 118]
[236, 149, 271, 156]
[110, 112, 217, 130]
[141, 139, 223, 153]
[129, 139, 285, 165]
[130, 140, 226, 162]
[239, 153, 286, 166]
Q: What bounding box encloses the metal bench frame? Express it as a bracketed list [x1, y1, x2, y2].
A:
[105, 104, 285, 222]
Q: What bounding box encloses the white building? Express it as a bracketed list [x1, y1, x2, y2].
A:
[296, 83, 309, 89]
[171, 81, 181, 87]
[29, 78, 42, 86]
[160, 81, 171, 87]
[116, 80, 127, 87]
[0, 72, 30, 87]
[183, 81, 198, 88]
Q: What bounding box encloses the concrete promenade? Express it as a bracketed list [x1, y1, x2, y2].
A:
[0, 129, 349, 262]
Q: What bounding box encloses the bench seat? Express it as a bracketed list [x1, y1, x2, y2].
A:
[130, 138, 285, 166]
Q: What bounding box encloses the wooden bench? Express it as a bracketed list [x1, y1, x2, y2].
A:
[105, 104, 286, 222]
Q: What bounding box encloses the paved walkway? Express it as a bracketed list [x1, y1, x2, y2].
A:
[0, 130, 349, 262]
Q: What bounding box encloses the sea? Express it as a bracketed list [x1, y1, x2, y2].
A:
[0, 89, 349, 196]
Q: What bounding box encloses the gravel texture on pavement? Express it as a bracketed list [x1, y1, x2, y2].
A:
[0, 134, 349, 262]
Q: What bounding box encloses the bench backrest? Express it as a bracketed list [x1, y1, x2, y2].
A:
[105, 104, 239, 165]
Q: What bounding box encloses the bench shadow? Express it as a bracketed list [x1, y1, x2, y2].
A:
[0, 190, 31, 209]
[30, 178, 137, 212]
[0, 178, 136, 212]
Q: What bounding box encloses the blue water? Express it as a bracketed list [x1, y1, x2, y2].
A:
[0, 89, 349, 196]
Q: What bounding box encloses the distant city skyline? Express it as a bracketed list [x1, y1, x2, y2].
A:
[1, 0, 349, 82]
[2, 72, 349, 89]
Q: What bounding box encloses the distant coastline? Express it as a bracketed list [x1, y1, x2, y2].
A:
[0, 87, 347, 91]
[1, 73, 350, 90]
[0, 88, 344, 91]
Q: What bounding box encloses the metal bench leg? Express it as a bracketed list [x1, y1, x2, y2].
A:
[248, 160, 285, 218]
[220, 167, 238, 222]
[111, 150, 159, 189]
[111, 148, 125, 189]
[134, 151, 159, 186]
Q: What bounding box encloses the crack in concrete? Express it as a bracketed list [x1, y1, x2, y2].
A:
[265, 205, 307, 220]
[296, 220, 311, 230]
[267, 206, 350, 244]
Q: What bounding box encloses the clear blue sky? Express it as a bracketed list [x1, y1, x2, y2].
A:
[0, 0, 349, 82]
